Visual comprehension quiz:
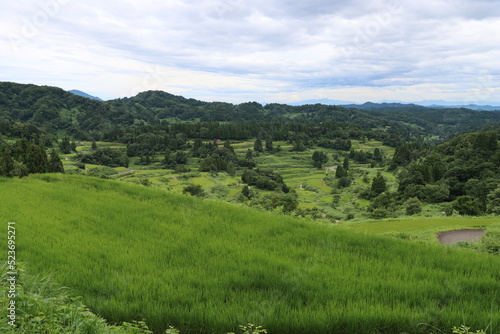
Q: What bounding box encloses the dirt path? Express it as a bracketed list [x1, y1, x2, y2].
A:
[437, 229, 485, 244]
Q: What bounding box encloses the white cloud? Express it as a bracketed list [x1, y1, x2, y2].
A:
[0, 0, 499, 104]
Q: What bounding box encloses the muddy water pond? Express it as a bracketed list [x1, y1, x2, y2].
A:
[437, 229, 485, 244]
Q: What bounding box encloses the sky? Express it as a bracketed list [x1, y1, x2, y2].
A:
[1, 0, 499, 104]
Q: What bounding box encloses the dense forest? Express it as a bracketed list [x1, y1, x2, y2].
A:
[1, 81, 500, 218]
[2, 81, 500, 143]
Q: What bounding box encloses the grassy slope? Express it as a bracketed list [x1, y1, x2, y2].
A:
[1, 174, 499, 334]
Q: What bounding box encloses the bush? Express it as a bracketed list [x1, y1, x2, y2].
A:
[241, 185, 257, 200]
[338, 177, 351, 188]
[140, 178, 152, 187]
[210, 184, 229, 198]
[74, 161, 85, 170]
[86, 166, 117, 179]
[369, 208, 390, 219]
[182, 184, 205, 197]
[11, 161, 29, 178]
[443, 204, 454, 216]
[241, 169, 289, 192]
[453, 196, 483, 216]
[405, 197, 422, 216]
[250, 191, 298, 213]
[77, 148, 129, 167]
[175, 165, 191, 173]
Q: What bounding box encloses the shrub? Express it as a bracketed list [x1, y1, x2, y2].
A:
[338, 176, 351, 188]
[369, 208, 390, 219]
[405, 197, 422, 216]
[241, 169, 289, 192]
[453, 196, 483, 216]
[140, 178, 152, 187]
[175, 165, 191, 173]
[74, 161, 85, 170]
[86, 166, 117, 179]
[210, 184, 229, 198]
[182, 184, 205, 197]
[77, 148, 129, 167]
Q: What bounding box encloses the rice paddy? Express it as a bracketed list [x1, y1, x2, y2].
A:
[1, 174, 499, 334]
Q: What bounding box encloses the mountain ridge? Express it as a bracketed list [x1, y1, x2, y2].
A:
[68, 89, 104, 101]
[290, 98, 500, 111]
[2, 81, 500, 143]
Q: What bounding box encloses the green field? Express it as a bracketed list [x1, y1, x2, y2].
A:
[1, 174, 499, 334]
[62, 139, 403, 222]
[347, 217, 500, 246]
[349, 217, 499, 235]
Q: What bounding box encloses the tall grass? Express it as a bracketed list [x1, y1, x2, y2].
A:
[1, 174, 499, 333]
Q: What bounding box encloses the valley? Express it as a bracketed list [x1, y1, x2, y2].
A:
[1, 82, 500, 334]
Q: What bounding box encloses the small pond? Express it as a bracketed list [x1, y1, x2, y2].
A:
[437, 229, 485, 244]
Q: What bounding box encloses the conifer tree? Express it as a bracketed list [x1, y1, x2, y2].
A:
[49, 149, 64, 173]
[163, 150, 173, 167]
[14, 138, 29, 163]
[192, 138, 202, 156]
[371, 172, 387, 197]
[59, 137, 72, 154]
[392, 144, 411, 166]
[26, 144, 49, 174]
[0, 145, 14, 177]
[335, 166, 346, 178]
[254, 139, 264, 152]
[312, 151, 328, 168]
[374, 148, 383, 162]
[265, 138, 274, 152]
[343, 157, 350, 170]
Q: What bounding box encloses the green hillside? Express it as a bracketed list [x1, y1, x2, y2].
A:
[1, 174, 499, 333]
[2, 81, 500, 143]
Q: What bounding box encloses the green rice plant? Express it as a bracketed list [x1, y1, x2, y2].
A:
[0, 175, 499, 334]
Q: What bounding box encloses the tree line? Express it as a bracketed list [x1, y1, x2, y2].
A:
[0, 138, 63, 177]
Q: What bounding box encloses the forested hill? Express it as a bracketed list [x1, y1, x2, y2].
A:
[2, 81, 500, 144]
[0, 82, 118, 141]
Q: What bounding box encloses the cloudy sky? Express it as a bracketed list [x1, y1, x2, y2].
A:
[1, 0, 499, 104]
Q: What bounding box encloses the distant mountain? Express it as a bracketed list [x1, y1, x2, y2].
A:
[290, 99, 500, 111]
[68, 89, 103, 101]
[342, 102, 425, 111]
[289, 98, 357, 106]
[424, 104, 500, 112]
[412, 100, 500, 111]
